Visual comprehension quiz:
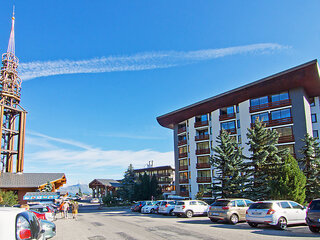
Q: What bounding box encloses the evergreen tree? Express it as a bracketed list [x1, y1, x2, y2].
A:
[42, 181, 53, 192]
[0, 190, 18, 206]
[270, 154, 306, 204]
[141, 173, 151, 200]
[244, 118, 287, 200]
[210, 129, 245, 198]
[78, 187, 82, 197]
[298, 134, 320, 202]
[133, 174, 144, 201]
[119, 164, 136, 201]
[150, 174, 162, 199]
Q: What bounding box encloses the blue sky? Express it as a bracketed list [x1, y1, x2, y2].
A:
[1, 1, 320, 185]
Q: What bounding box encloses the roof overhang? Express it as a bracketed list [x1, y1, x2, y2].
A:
[157, 59, 320, 129]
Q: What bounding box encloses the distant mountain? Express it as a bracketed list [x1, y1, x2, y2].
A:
[59, 184, 91, 195]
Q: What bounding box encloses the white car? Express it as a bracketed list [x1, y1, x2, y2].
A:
[0, 207, 43, 240]
[246, 200, 306, 230]
[174, 200, 209, 218]
[141, 201, 161, 214]
[90, 198, 100, 203]
[158, 200, 176, 216]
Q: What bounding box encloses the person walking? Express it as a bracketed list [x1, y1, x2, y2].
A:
[72, 201, 79, 220]
[59, 201, 65, 218]
[63, 201, 70, 219]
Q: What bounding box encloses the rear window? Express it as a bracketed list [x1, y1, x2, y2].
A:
[177, 201, 185, 205]
[160, 201, 167, 205]
[211, 200, 230, 206]
[249, 203, 273, 209]
[309, 200, 320, 210]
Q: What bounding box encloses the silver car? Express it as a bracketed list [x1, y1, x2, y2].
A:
[40, 219, 56, 239]
[246, 200, 306, 230]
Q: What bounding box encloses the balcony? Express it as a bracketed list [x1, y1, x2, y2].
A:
[194, 120, 209, 128]
[178, 126, 187, 134]
[203, 192, 212, 197]
[179, 165, 188, 171]
[249, 99, 292, 113]
[219, 113, 236, 121]
[157, 173, 171, 177]
[180, 191, 189, 197]
[251, 117, 293, 128]
[195, 135, 209, 141]
[278, 135, 295, 143]
[179, 152, 188, 158]
[222, 128, 237, 135]
[179, 178, 189, 184]
[178, 139, 187, 146]
[196, 162, 211, 169]
[196, 148, 210, 155]
[197, 177, 212, 183]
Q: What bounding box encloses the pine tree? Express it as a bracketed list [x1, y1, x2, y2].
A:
[298, 134, 320, 202]
[244, 118, 287, 200]
[141, 173, 151, 200]
[78, 187, 82, 197]
[119, 164, 136, 201]
[270, 154, 306, 204]
[0, 190, 18, 206]
[210, 129, 245, 198]
[150, 174, 162, 199]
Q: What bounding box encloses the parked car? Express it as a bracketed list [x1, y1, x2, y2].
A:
[40, 219, 56, 239]
[141, 201, 160, 214]
[90, 198, 100, 203]
[29, 204, 55, 222]
[0, 207, 43, 240]
[174, 200, 209, 218]
[246, 200, 306, 230]
[158, 200, 176, 215]
[208, 198, 254, 224]
[306, 198, 320, 233]
[31, 210, 47, 220]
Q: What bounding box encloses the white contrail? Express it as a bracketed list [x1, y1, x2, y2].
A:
[19, 43, 287, 81]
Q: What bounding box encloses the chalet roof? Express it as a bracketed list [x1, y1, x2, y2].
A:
[157, 59, 320, 129]
[0, 173, 66, 188]
[134, 165, 175, 172]
[89, 179, 121, 188]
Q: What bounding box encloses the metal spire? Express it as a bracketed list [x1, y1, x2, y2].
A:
[7, 6, 15, 55]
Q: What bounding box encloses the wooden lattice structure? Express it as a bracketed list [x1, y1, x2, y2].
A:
[0, 13, 27, 173]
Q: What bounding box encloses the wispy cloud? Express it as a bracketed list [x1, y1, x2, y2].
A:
[19, 43, 287, 80]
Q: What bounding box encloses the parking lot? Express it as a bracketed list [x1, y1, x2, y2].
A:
[53, 204, 317, 240]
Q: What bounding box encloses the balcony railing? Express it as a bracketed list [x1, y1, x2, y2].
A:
[196, 162, 211, 169]
[157, 173, 171, 177]
[179, 165, 188, 171]
[195, 135, 209, 141]
[196, 148, 210, 155]
[194, 120, 209, 128]
[278, 135, 295, 143]
[203, 192, 212, 197]
[219, 113, 236, 121]
[251, 117, 293, 128]
[249, 99, 291, 113]
[178, 126, 187, 134]
[179, 152, 188, 158]
[180, 191, 189, 197]
[197, 177, 212, 183]
[179, 179, 189, 184]
[222, 128, 237, 135]
[178, 139, 187, 146]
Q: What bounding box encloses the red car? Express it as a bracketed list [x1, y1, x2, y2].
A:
[30, 210, 46, 220]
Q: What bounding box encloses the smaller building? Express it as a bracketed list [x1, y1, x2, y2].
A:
[133, 165, 175, 194]
[89, 179, 121, 198]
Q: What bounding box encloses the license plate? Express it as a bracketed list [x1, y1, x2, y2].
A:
[252, 212, 261, 215]
[211, 213, 219, 216]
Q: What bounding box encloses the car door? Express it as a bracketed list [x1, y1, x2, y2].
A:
[189, 201, 199, 214]
[288, 201, 306, 224]
[279, 201, 294, 224]
[198, 201, 209, 214]
[235, 200, 246, 221]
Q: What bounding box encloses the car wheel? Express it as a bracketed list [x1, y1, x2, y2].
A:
[309, 226, 320, 233]
[210, 218, 218, 222]
[277, 217, 287, 230]
[229, 214, 239, 225]
[150, 209, 154, 214]
[169, 210, 175, 216]
[185, 210, 193, 218]
[248, 222, 258, 228]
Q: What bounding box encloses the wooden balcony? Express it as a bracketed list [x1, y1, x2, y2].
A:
[179, 179, 189, 184]
[203, 192, 212, 197]
[278, 135, 295, 143]
[195, 135, 209, 141]
[178, 139, 187, 146]
[180, 191, 189, 197]
[179, 165, 188, 171]
[196, 162, 211, 169]
[197, 177, 212, 183]
[251, 117, 293, 128]
[249, 99, 291, 113]
[196, 148, 210, 155]
[179, 152, 188, 158]
[222, 128, 237, 135]
[178, 126, 187, 134]
[194, 120, 209, 128]
[219, 113, 236, 121]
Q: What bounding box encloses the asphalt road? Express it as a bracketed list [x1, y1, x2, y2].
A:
[52, 204, 318, 240]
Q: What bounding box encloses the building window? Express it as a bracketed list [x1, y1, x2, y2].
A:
[195, 114, 208, 122]
[271, 108, 291, 120]
[221, 120, 236, 131]
[236, 104, 239, 113]
[197, 156, 210, 163]
[312, 114, 317, 123]
[179, 146, 187, 154]
[271, 92, 289, 102]
[220, 106, 234, 115]
[310, 97, 315, 107]
[250, 96, 268, 107]
[197, 141, 209, 150]
[196, 129, 209, 136]
[278, 144, 295, 156]
[237, 119, 240, 129]
[313, 130, 319, 138]
[238, 135, 242, 144]
[197, 170, 211, 177]
[251, 112, 269, 123]
[275, 126, 293, 137]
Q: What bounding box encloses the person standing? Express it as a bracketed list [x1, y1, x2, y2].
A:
[72, 201, 79, 220]
[63, 201, 70, 219]
[59, 201, 65, 218]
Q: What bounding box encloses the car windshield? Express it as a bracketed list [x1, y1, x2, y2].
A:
[146, 202, 154, 206]
[176, 201, 185, 205]
[249, 203, 273, 209]
[211, 200, 230, 206]
[309, 200, 320, 210]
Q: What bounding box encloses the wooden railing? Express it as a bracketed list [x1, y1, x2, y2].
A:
[196, 148, 210, 155]
[178, 139, 187, 146]
[222, 128, 237, 135]
[197, 177, 212, 183]
[178, 126, 186, 134]
[219, 113, 236, 121]
[195, 135, 209, 141]
[179, 179, 189, 184]
[196, 163, 211, 169]
[278, 135, 295, 143]
[251, 117, 293, 128]
[249, 99, 291, 113]
[179, 152, 188, 158]
[194, 120, 209, 128]
[179, 165, 188, 171]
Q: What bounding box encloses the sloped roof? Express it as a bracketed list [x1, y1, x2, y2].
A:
[0, 173, 66, 188]
[89, 179, 121, 188]
[134, 165, 175, 172]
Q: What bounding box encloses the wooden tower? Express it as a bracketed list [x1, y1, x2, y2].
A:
[0, 12, 27, 173]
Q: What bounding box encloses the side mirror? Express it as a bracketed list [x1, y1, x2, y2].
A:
[41, 229, 45, 234]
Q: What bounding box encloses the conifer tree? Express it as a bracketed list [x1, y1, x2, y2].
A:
[0, 190, 18, 206]
[119, 164, 136, 201]
[150, 174, 162, 199]
[299, 134, 320, 202]
[244, 118, 287, 200]
[210, 129, 245, 198]
[270, 154, 306, 204]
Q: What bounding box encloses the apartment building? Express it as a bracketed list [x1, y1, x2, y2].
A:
[157, 59, 320, 199]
